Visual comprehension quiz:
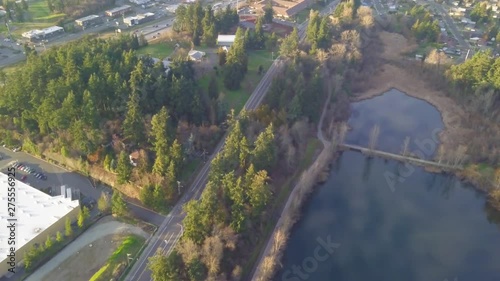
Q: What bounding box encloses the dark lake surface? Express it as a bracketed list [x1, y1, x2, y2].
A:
[275, 90, 500, 281]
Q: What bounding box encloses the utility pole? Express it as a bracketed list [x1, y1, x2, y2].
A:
[177, 181, 182, 195]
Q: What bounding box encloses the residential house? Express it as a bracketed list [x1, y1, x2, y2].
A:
[188, 50, 206, 61]
[217, 35, 236, 47]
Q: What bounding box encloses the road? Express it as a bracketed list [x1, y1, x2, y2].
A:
[426, 2, 470, 50]
[126, 1, 340, 281]
[0, 146, 163, 281]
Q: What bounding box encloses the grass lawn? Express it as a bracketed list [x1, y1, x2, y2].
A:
[9, 0, 66, 37]
[199, 50, 274, 113]
[136, 42, 176, 59]
[89, 235, 146, 281]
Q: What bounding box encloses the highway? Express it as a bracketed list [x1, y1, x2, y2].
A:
[125, 1, 340, 281]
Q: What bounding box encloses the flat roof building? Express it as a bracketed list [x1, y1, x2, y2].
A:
[217, 35, 236, 46]
[252, 0, 313, 18]
[21, 26, 64, 41]
[0, 173, 80, 278]
[105, 5, 132, 17]
[124, 12, 155, 26]
[75, 15, 102, 27]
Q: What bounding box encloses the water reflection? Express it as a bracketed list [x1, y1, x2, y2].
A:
[276, 91, 500, 281]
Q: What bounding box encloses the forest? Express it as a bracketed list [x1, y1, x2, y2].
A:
[147, 1, 374, 280]
[0, 34, 225, 208]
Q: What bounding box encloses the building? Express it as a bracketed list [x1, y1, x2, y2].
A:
[166, 4, 181, 13]
[217, 35, 236, 46]
[75, 15, 102, 27]
[123, 12, 155, 26]
[105, 5, 132, 17]
[21, 26, 64, 41]
[252, 0, 312, 18]
[0, 173, 80, 278]
[188, 50, 206, 61]
[130, 0, 150, 5]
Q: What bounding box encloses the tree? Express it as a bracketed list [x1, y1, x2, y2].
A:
[279, 27, 299, 58]
[117, 151, 132, 184]
[148, 249, 182, 281]
[252, 123, 276, 171]
[247, 170, 271, 217]
[254, 16, 265, 49]
[111, 191, 128, 216]
[201, 236, 224, 276]
[77, 206, 90, 228]
[187, 258, 207, 281]
[65, 217, 73, 237]
[264, 0, 273, 23]
[56, 231, 63, 243]
[218, 48, 227, 66]
[21, 0, 28, 10]
[208, 76, 219, 101]
[123, 92, 144, 145]
[45, 235, 53, 250]
[97, 192, 111, 213]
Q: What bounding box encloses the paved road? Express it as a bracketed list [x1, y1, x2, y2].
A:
[427, 2, 470, 50]
[126, 2, 341, 281]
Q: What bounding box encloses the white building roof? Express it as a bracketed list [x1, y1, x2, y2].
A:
[43, 26, 64, 34]
[22, 29, 44, 39]
[106, 5, 132, 14]
[0, 173, 79, 261]
[75, 14, 100, 22]
[217, 35, 236, 43]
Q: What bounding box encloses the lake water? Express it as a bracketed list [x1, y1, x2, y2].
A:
[275, 90, 500, 281]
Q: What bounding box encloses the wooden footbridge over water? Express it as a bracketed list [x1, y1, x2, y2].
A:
[338, 143, 463, 171]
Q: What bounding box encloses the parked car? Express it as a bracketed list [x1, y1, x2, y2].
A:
[20, 175, 27, 182]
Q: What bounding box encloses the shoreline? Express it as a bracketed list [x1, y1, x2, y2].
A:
[351, 63, 471, 155]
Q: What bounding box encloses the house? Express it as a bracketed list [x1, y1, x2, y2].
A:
[188, 50, 206, 61]
[129, 150, 142, 166]
[217, 35, 236, 47]
[151, 57, 171, 73]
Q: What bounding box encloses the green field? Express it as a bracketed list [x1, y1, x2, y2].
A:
[4, 0, 66, 37]
[89, 235, 145, 281]
[199, 50, 274, 113]
[136, 42, 176, 59]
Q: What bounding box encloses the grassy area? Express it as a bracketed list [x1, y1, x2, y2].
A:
[89, 235, 146, 281]
[136, 42, 176, 59]
[199, 50, 274, 113]
[180, 158, 202, 182]
[9, 0, 66, 37]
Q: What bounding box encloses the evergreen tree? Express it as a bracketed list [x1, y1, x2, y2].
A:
[111, 191, 128, 216]
[104, 154, 112, 171]
[264, 0, 273, 23]
[247, 170, 270, 217]
[123, 91, 144, 145]
[56, 231, 63, 243]
[77, 206, 90, 228]
[45, 235, 53, 250]
[280, 28, 299, 58]
[97, 192, 111, 213]
[117, 151, 132, 184]
[252, 123, 276, 171]
[65, 217, 73, 237]
[254, 16, 265, 49]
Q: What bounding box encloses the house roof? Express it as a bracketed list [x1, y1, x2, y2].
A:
[188, 50, 205, 60]
[217, 35, 236, 43]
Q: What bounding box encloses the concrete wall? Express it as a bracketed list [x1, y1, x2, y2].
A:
[0, 205, 80, 277]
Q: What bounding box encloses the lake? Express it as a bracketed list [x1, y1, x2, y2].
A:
[275, 90, 500, 281]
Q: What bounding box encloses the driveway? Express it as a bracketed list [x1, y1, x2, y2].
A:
[25, 217, 148, 281]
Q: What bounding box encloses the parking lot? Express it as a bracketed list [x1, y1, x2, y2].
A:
[0, 147, 101, 201]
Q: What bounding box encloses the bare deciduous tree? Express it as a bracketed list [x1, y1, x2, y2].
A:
[202, 236, 224, 276]
[369, 124, 380, 151]
[177, 238, 200, 264]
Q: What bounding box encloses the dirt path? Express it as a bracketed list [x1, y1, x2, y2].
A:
[26, 217, 148, 281]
